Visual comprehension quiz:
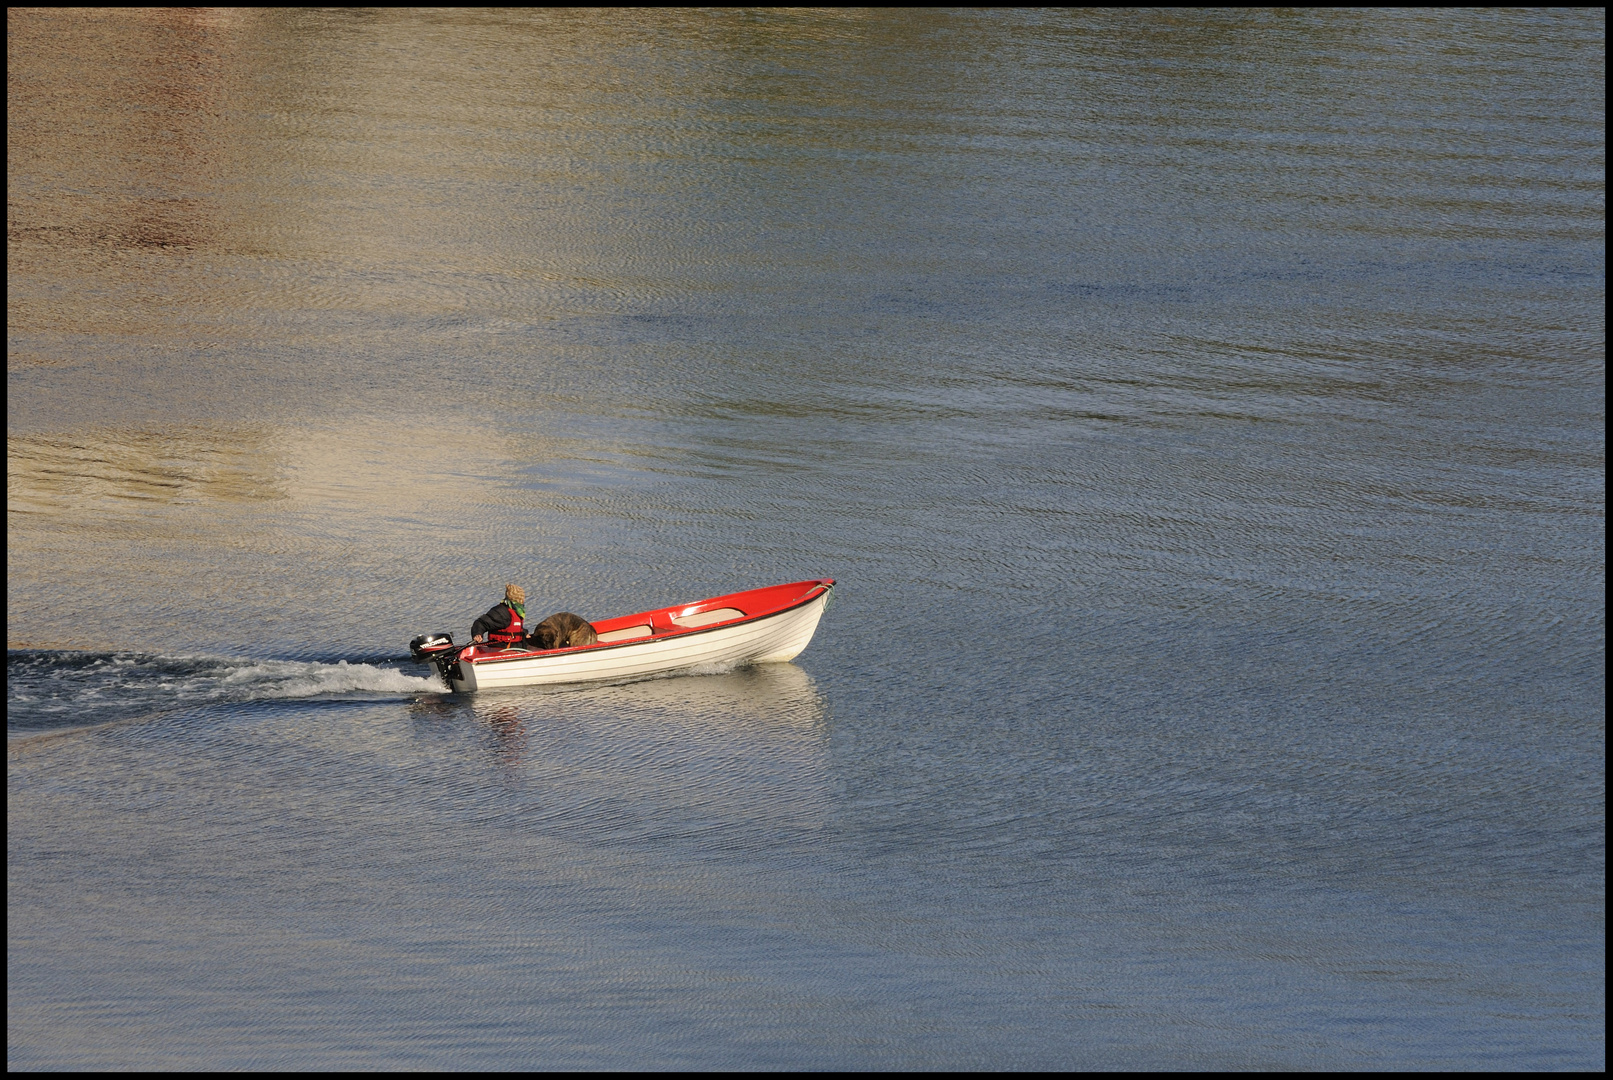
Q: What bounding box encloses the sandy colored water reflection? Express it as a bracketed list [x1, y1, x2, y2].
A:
[8, 8, 914, 365]
[8, 9, 251, 355]
[4, 416, 610, 653]
[7, 427, 285, 515]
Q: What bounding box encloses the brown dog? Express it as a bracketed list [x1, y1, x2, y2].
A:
[528, 612, 598, 650]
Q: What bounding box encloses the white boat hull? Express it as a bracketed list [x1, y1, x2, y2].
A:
[450, 585, 831, 692]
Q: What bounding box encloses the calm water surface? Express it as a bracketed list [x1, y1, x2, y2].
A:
[8, 8, 1604, 1069]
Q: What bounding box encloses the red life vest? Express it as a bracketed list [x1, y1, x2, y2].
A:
[488, 603, 525, 644]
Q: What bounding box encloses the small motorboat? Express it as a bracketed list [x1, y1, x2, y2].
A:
[409, 579, 834, 691]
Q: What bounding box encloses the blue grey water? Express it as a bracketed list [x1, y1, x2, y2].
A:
[7, 8, 1604, 1069]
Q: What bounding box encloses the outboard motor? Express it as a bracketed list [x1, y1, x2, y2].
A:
[410, 632, 463, 689]
[410, 633, 455, 663]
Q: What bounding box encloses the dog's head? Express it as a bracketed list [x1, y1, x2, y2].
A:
[527, 617, 559, 650]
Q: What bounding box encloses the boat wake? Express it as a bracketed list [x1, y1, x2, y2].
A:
[7, 650, 442, 739]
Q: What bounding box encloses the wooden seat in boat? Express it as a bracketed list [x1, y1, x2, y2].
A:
[596, 624, 653, 643]
[670, 607, 745, 628]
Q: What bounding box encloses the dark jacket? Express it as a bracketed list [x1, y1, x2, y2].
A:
[471, 601, 521, 640]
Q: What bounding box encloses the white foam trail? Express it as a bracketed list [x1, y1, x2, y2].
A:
[9, 653, 452, 746]
[218, 659, 443, 698]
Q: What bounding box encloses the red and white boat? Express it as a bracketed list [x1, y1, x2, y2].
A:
[410, 579, 834, 691]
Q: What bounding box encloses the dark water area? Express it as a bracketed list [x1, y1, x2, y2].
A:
[8, 8, 1604, 1069]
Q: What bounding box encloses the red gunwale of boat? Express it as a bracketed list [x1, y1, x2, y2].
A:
[458, 578, 834, 665]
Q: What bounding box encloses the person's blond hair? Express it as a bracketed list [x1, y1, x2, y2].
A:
[505, 583, 525, 606]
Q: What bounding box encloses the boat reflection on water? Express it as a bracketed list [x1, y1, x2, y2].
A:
[474, 703, 529, 766]
[411, 663, 832, 849]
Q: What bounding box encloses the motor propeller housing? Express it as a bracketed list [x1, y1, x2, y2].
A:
[409, 633, 455, 663]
